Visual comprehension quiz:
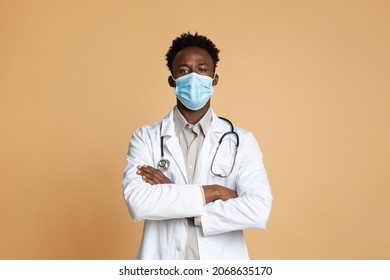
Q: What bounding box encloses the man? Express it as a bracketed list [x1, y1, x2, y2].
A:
[123, 32, 272, 260]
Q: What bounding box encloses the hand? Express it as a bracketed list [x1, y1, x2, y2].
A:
[202, 185, 238, 204]
[137, 165, 173, 185]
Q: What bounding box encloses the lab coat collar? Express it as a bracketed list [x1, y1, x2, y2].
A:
[160, 106, 228, 184]
[161, 106, 225, 137]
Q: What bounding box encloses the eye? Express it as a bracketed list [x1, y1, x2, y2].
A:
[198, 67, 208, 73]
[179, 68, 190, 74]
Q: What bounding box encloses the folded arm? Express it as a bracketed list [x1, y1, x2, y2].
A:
[200, 133, 273, 236]
[137, 165, 237, 202]
[123, 128, 204, 221]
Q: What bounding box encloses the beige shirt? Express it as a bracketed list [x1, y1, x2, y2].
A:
[173, 106, 212, 260]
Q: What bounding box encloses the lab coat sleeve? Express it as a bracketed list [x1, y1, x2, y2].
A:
[123, 127, 204, 221]
[200, 132, 273, 236]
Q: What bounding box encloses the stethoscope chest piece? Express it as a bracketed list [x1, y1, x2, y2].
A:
[158, 158, 170, 172]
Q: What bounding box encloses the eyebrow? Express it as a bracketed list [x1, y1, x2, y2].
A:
[178, 62, 209, 67]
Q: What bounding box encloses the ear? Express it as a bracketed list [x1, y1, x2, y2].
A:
[168, 76, 176, 88]
[212, 73, 219, 86]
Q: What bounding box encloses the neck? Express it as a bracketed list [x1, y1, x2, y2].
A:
[176, 101, 211, 124]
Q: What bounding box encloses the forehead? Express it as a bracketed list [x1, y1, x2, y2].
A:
[172, 47, 214, 68]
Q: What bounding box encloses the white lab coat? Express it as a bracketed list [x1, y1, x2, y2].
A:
[123, 107, 272, 259]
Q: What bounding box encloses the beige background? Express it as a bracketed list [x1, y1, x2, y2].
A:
[1, 0, 389, 259]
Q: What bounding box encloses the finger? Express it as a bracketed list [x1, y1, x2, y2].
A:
[137, 165, 155, 177]
[138, 167, 165, 184]
[136, 166, 157, 184]
[137, 165, 172, 184]
[138, 166, 158, 178]
[138, 166, 172, 184]
[139, 166, 170, 182]
[142, 176, 155, 185]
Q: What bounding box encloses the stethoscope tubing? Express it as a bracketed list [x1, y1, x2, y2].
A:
[158, 117, 239, 177]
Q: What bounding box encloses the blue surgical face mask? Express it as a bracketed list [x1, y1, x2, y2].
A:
[173, 72, 214, 111]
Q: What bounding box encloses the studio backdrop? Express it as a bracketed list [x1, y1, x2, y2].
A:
[1, 0, 389, 259]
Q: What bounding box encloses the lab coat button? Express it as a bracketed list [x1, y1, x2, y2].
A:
[176, 245, 182, 251]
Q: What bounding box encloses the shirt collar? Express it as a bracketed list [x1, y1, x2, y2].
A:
[173, 106, 213, 137]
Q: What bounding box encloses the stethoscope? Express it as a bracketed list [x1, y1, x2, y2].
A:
[158, 117, 239, 178]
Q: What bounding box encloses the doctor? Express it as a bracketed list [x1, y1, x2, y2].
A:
[123, 32, 272, 260]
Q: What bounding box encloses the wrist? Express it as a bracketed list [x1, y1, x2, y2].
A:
[202, 185, 220, 203]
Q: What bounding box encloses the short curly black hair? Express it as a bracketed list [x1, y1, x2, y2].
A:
[165, 32, 220, 73]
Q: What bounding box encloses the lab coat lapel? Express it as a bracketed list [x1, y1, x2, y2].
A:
[193, 110, 225, 183]
[161, 110, 188, 183]
[165, 136, 188, 182]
